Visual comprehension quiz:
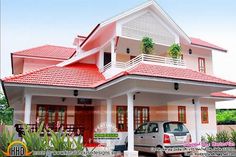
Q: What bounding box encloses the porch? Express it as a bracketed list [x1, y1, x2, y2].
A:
[4, 63, 235, 157]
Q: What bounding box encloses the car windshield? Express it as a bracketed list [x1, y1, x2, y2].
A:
[163, 122, 189, 133]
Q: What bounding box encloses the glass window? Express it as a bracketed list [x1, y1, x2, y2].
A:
[135, 123, 148, 134]
[37, 105, 67, 129]
[163, 122, 189, 133]
[201, 107, 209, 124]
[117, 106, 127, 132]
[148, 123, 159, 133]
[178, 106, 186, 123]
[116, 106, 149, 131]
[198, 57, 206, 73]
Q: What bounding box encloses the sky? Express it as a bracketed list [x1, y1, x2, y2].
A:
[1, 0, 236, 108]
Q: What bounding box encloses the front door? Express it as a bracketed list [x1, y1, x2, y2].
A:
[75, 106, 94, 144]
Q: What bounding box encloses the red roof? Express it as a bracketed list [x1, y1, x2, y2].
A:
[13, 45, 76, 60]
[211, 92, 236, 99]
[190, 37, 227, 52]
[126, 63, 236, 86]
[2, 63, 236, 88]
[3, 64, 105, 88]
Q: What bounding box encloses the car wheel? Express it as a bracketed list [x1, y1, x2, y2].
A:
[155, 147, 166, 157]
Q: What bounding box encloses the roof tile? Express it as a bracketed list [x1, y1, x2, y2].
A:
[13, 45, 76, 60]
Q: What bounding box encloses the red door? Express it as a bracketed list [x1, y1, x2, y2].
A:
[75, 106, 94, 144]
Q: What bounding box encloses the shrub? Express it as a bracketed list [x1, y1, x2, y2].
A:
[0, 128, 15, 156]
[206, 134, 215, 146]
[22, 122, 49, 151]
[141, 37, 154, 54]
[168, 43, 182, 59]
[230, 128, 236, 147]
[216, 130, 230, 142]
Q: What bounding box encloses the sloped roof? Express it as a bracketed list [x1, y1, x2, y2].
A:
[126, 63, 236, 86]
[2, 63, 236, 88]
[191, 37, 227, 52]
[13, 45, 76, 60]
[211, 92, 236, 99]
[3, 64, 105, 88]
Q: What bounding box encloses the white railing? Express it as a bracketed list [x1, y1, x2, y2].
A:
[103, 54, 186, 72]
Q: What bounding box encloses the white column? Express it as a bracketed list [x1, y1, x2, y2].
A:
[24, 94, 32, 124]
[111, 38, 116, 64]
[106, 99, 112, 132]
[124, 92, 138, 157]
[98, 49, 104, 72]
[194, 98, 201, 143]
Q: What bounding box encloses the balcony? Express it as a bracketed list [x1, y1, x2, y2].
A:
[103, 54, 186, 79]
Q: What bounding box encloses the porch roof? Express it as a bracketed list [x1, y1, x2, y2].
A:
[211, 92, 236, 99]
[2, 63, 236, 89]
[12, 45, 76, 60]
[190, 37, 227, 52]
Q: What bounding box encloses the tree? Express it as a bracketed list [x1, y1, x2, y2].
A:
[168, 43, 182, 59]
[0, 92, 13, 125]
[141, 37, 154, 54]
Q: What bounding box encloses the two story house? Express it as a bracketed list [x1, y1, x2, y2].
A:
[1, 1, 236, 156]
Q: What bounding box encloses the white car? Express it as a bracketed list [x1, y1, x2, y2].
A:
[125, 121, 192, 157]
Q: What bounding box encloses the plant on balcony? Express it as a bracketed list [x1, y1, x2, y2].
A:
[141, 37, 154, 54]
[168, 43, 182, 59]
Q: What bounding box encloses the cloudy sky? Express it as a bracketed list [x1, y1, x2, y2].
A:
[1, 0, 236, 108]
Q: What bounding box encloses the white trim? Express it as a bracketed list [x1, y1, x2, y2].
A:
[57, 47, 100, 67]
[119, 35, 172, 47]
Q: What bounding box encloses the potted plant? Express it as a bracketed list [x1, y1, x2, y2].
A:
[168, 43, 182, 59]
[141, 37, 154, 54]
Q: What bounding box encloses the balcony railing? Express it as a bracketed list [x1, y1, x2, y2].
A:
[103, 54, 186, 73]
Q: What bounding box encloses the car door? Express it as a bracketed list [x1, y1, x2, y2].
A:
[134, 123, 148, 152]
[145, 123, 160, 153]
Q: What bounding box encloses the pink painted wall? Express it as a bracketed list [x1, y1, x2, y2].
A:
[23, 58, 61, 73]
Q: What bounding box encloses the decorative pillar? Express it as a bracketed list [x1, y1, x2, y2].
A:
[111, 38, 116, 64]
[194, 98, 201, 143]
[124, 92, 138, 157]
[24, 94, 32, 124]
[106, 99, 112, 132]
[98, 49, 104, 72]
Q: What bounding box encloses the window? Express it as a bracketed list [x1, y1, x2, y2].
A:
[201, 107, 209, 124]
[116, 106, 149, 131]
[134, 107, 149, 130]
[198, 57, 206, 73]
[135, 123, 148, 134]
[178, 106, 186, 123]
[148, 123, 159, 133]
[37, 105, 67, 129]
[116, 106, 127, 132]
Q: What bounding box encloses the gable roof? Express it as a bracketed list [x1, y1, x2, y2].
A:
[80, 0, 191, 48]
[2, 63, 236, 89]
[13, 45, 76, 60]
[191, 37, 227, 52]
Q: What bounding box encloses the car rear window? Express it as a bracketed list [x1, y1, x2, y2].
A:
[163, 122, 189, 133]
